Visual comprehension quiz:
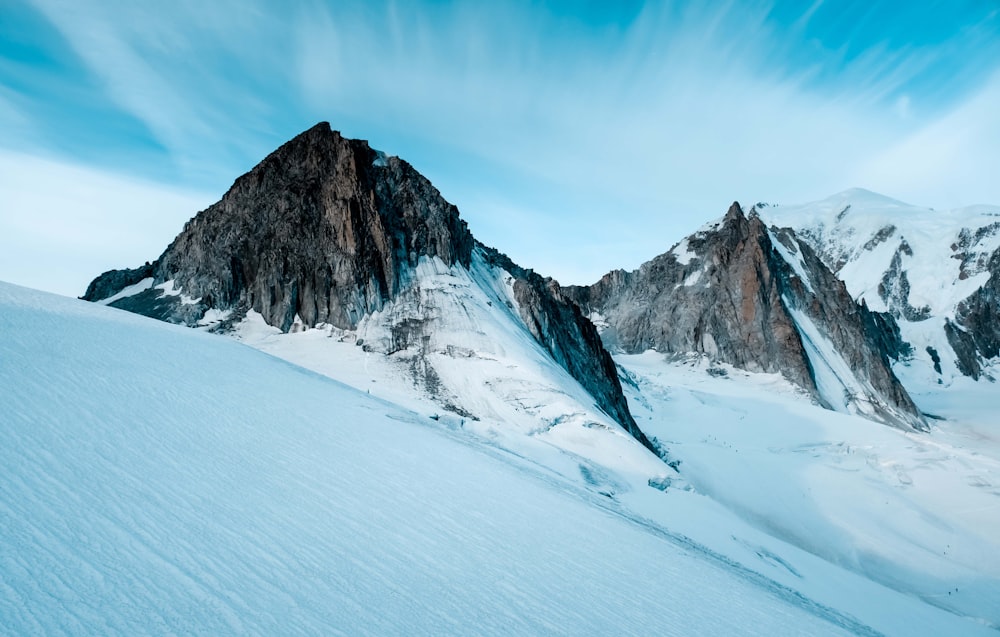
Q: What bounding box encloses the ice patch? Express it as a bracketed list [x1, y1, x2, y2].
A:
[95, 277, 154, 305]
[682, 268, 703, 287]
[767, 229, 815, 294]
[156, 279, 201, 305]
[197, 307, 233, 328]
[587, 311, 610, 332]
[671, 237, 697, 265]
[785, 302, 873, 418]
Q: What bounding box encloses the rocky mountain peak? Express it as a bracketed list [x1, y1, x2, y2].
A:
[723, 201, 746, 224]
[758, 191, 1000, 383]
[83, 123, 653, 452]
[564, 202, 926, 431]
[87, 121, 474, 332]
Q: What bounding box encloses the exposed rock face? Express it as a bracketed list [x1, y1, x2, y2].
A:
[86, 123, 474, 331]
[946, 248, 1000, 379]
[83, 122, 649, 449]
[83, 263, 155, 302]
[877, 241, 932, 321]
[565, 203, 926, 431]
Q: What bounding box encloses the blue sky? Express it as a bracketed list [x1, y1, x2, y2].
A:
[2, 0, 999, 296]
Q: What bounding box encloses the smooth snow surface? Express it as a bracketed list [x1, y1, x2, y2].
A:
[619, 352, 1000, 630]
[0, 284, 992, 635]
[3, 281, 998, 635]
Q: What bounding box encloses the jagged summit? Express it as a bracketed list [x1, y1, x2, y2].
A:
[83, 122, 653, 451]
[86, 121, 474, 331]
[564, 201, 926, 431]
[723, 200, 745, 223]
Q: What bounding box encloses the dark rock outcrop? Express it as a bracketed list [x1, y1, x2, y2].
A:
[565, 203, 926, 431]
[83, 263, 155, 302]
[946, 247, 1000, 380]
[877, 241, 932, 322]
[83, 122, 650, 449]
[87, 123, 474, 331]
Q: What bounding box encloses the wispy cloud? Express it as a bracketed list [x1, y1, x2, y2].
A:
[0, 150, 214, 297]
[856, 71, 1000, 209]
[0, 88, 38, 147]
[291, 1, 1000, 279]
[24, 0, 302, 184]
[4, 0, 1000, 289]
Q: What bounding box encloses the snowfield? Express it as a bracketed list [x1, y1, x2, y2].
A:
[0, 284, 996, 635]
[618, 353, 1000, 627]
[2, 280, 998, 635]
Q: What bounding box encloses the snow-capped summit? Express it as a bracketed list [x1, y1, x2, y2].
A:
[758, 189, 1000, 383]
[809, 187, 913, 210]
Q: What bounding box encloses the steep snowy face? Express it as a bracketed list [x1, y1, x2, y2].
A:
[565, 202, 926, 431]
[758, 188, 1000, 381]
[81, 122, 647, 449]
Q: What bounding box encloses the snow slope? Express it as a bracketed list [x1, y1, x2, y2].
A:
[618, 352, 1000, 628]
[234, 250, 667, 490]
[2, 281, 996, 635]
[759, 189, 1000, 317]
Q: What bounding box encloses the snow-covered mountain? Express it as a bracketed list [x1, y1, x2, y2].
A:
[757, 188, 1000, 384]
[84, 122, 653, 458]
[5, 281, 999, 635]
[67, 125, 1000, 631]
[565, 202, 925, 431]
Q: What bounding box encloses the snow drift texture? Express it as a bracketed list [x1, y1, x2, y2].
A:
[0, 282, 860, 636]
[5, 282, 998, 635]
